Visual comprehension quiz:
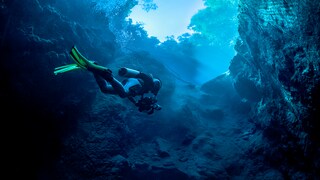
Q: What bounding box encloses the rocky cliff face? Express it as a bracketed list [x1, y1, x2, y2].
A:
[230, 0, 320, 177]
[2, 0, 320, 179]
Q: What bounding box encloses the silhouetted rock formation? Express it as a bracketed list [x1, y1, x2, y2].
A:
[230, 0, 320, 178]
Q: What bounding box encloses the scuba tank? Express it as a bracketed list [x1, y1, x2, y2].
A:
[118, 67, 140, 77]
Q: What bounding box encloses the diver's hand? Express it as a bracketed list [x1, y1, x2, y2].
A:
[153, 104, 162, 111]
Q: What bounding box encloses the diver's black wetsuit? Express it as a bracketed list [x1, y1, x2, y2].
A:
[91, 67, 161, 114]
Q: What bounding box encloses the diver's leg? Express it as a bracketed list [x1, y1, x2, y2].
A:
[107, 77, 127, 98]
[88, 63, 128, 98]
[88, 65, 112, 78]
[93, 74, 117, 95]
[92, 70, 127, 98]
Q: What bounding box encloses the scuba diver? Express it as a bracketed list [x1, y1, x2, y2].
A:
[54, 46, 162, 114]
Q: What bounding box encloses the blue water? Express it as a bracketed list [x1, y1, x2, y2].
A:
[3, 0, 317, 179]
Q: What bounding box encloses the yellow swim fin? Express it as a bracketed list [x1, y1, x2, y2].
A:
[54, 64, 81, 75]
[70, 46, 112, 72]
[69, 46, 95, 70]
[54, 46, 111, 75]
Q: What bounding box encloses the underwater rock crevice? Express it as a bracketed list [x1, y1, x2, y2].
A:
[231, 0, 320, 177]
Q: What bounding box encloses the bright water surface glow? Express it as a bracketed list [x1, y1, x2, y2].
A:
[128, 0, 205, 42]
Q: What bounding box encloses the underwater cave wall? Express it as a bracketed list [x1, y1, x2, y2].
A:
[230, 0, 320, 176]
[1, 0, 123, 178]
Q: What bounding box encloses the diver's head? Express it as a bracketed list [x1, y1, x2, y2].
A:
[152, 78, 162, 94]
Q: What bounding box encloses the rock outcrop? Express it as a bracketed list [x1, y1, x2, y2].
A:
[230, 0, 320, 178]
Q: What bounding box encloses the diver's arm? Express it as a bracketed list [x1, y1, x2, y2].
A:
[136, 72, 154, 88]
[128, 96, 138, 106]
[151, 93, 158, 101]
